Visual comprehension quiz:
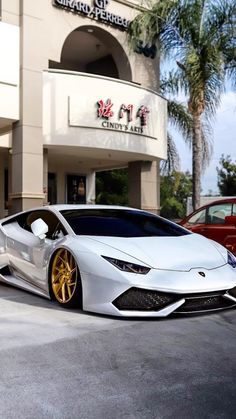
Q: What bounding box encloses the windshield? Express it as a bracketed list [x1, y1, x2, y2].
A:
[60, 209, 190, 238]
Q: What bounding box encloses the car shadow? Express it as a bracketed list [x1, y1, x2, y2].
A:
[0, 282, 71, 312]
[1, 282, 234, 322]
[0, 282, 166, 322]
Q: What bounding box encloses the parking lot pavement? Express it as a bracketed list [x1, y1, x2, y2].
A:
[0, 283, 236, 419]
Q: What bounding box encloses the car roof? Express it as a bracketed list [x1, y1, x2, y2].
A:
[0, 205, 145, 226]
[44, 205, 143, 215]
[46, 204, 134, 211]
[0, 205, 141, 222]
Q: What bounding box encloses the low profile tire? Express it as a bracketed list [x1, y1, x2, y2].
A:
[50, 248, 82, 308]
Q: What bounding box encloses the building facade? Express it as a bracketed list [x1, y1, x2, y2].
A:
[0, 0, 167, 218]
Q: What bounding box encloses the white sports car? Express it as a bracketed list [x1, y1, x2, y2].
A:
[0, 205, 236, 317]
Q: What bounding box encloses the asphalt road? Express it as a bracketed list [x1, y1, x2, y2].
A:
[0, 283, 236, 419]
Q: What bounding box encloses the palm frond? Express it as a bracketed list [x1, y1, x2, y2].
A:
[167, 100, 192, 147]
[160, 70, 182, 96]
[201, 120, 214, 171]
[161, 133, 180, 175]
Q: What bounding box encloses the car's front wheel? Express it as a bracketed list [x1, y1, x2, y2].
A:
[50, 248, 82, 308]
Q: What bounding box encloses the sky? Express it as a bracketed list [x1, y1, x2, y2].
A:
[170, 89, 236, 195]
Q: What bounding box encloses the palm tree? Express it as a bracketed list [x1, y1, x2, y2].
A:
[160, 72, 212, 176]
[129, 0, 236, 210]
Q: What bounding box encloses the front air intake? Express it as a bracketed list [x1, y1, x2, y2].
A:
[175, 293, 235, 313]
[113, 287, 177, 311]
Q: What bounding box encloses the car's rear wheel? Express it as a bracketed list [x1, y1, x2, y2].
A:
[50, 248, 82, 308]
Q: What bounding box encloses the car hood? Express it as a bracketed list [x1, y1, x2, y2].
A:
[88, 233, 227, 271]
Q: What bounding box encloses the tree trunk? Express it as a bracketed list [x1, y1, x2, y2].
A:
[192, 114, 202, 211]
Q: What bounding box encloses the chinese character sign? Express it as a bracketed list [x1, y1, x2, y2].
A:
[119, 104, 134, 123]
[137, 105, 150, 126]
[97, 99, 150, 128]
[97, 99, 114, 118]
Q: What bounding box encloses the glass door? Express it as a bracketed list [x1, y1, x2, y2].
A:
[67, 175, 86, 204]
[48, 173, 57, 205]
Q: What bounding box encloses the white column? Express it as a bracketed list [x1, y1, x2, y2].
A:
[128, 160, 160, 214]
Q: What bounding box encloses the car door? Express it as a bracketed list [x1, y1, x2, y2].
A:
[3, 209, 66, 291]
[201, 203, 235, 247]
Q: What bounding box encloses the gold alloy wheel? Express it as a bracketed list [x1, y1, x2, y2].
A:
[51, 249, 78, 304]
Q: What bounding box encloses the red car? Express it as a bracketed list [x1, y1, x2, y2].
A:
[180, 198, 236, 255]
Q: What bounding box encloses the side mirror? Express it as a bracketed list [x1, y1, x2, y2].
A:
[31, 218, 48, 239]
[225, 215, 236, 225]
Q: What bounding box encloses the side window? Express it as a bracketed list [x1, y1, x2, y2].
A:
[2, 212, 30, 228]
[233, 204, 236, 216]
[187, 208, 206, 225]
[207, 203, 232, 225]
[25, 210, 67, 240]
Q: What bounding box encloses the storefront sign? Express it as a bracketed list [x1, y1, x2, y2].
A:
[53, 0, 130, 30]
[97, 99, 150, 134]
[68, 87, 161, 141]
[69, 97, 152, 136]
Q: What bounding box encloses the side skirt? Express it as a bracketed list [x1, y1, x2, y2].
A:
[0, 270, 50, 299]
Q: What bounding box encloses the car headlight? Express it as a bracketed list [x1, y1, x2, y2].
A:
[228, 251, 236, 268]
[102, 256, 150, 274]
